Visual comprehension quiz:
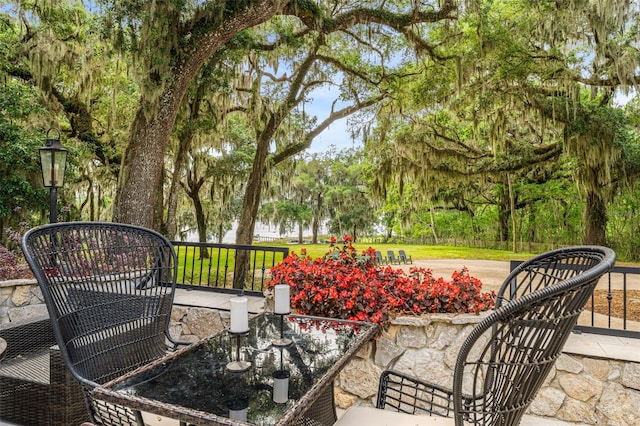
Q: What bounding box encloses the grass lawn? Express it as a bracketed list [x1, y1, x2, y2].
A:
[174, 242, 535, 288]
[268, 242, 640, 266]
[260, 242, 539, 262]
[175, 241, 638, 289]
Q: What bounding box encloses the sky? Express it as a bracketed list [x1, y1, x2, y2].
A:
[304, 85, 362, 154]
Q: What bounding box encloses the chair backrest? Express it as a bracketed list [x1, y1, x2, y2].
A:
[21, 222, 178, 389]
[496, 246, 612, 306]
[452, 246, 615, 425]
[387, 250, 397, 260]
[398, 250, 409, 261]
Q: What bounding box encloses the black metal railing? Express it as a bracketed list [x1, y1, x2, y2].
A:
[510, 260, 640, 338]
[171, 241, 289, 295]
[170, 243, 640, 337]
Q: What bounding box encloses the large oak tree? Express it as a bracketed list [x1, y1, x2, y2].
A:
[101, 0, 458, 237]
[370, 0, 640, 246]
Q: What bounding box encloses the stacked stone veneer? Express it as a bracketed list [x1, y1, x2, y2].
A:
[334, 313, 640, 426]
[0, 279, 48, 324]
[3, 280, 640, 425]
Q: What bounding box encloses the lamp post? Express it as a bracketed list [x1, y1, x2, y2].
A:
[39, 129, 67, 223]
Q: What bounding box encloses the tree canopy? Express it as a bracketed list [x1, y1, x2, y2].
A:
[2, 0, 640, 260]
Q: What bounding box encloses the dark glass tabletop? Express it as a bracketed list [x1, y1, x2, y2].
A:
[94, 313, 377, 426]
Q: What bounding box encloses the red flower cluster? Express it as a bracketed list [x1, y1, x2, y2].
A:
[266, 237, 496, 329]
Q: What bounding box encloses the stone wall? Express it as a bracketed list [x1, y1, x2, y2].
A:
[0, 279, 48, 324]
[334, 313, 640, 426]
[169, 305, 228, 342]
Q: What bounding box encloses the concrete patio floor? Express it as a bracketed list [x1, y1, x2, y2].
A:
[140, 411, 583, 426]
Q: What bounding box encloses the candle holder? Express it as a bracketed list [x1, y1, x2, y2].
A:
[271, 313, 292, 347]
[272, 369, 290, 404]
[226, 331, 251, 373]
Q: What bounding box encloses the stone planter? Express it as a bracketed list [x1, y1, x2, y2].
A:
[334, 312, 488, 407]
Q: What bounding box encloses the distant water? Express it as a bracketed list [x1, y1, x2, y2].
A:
[222, 221, 292, 243]
[185, 221, 318, 244]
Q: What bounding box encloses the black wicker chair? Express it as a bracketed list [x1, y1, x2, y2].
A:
[21, 222, 190, 426]
[336, 246, 616, 426]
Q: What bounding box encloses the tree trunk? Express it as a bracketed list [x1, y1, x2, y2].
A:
[218, 223, 224, 244]
[111, 1, 283, 230]
[507, 173, 518, 253]
[113, 105, 170, 229]
[429, 201, 439, 244]
[192, 190, 210, 260]
[584, 190, 607, 246]
[165, 131, 194, 239]
[497, 182, 510, 243]
[233, 135, 271, 288]
[312, 217, 319, 244]
[311, 192, 322, 244]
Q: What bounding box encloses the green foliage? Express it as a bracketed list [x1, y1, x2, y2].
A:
[0, 80, 47, 227]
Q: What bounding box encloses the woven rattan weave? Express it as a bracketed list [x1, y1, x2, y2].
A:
[21, 222, 189, 426]
[0, 316, 89, 425]
[366, 246, 616, 426]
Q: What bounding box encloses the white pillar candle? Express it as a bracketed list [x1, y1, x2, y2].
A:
[230, 296, 249, 333]
[272, 370, 290, 403]
[274, 284, 290, 314]
[228, 407, 248, 422]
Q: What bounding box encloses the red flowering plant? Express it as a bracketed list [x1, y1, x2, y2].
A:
[266, 236, 496, 330]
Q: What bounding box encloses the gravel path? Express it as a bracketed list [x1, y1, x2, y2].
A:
[388, 259, 512, 292]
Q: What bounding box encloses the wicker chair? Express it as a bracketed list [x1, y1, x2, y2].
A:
[0, 316, 89, 425]
[21, 222, 190, 426]
[336, 246, 616, 426]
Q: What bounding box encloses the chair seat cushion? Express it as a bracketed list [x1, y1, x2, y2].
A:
[0, 351, 49, 383]
[334, 406, 455, 426]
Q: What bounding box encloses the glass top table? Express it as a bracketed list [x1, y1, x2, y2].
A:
[92, 313, 378, 426]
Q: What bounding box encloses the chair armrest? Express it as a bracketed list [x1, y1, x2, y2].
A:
[167, 338, 193, 350]
[376, 370, 455, 417]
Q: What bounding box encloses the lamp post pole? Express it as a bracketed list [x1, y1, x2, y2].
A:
[39, 129, 67, 224]
[49, 184, 58, 224]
